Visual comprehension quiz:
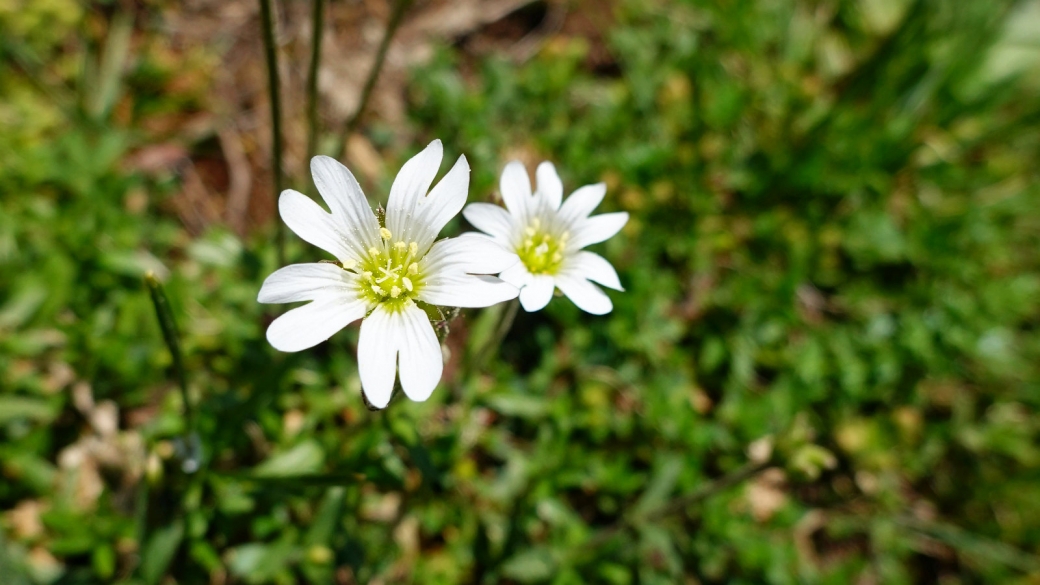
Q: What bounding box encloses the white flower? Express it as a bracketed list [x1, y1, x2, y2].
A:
[258, 140, 518, 408]
[463, 161, 627, 314]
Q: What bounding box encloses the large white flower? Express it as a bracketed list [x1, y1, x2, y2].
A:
[462, 161, 627, 315]
[258, 140, 518, 408]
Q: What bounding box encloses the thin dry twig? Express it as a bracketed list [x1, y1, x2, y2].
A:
[219, 126, 253, 235]
[338, 0, 413, 161]
[509, 0, 568, 63]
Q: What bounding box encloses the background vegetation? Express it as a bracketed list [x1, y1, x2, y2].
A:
[2, 0, 1040, 583]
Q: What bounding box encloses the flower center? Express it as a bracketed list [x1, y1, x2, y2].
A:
[347, 228, 424, 310]
[516, 217, 568, 275]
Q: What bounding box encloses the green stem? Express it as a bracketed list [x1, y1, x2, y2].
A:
[306, 0, 325, 165]
[474, 298, 520, 371]
[338, 0, 412, 161]
[144, 272, 194, 433]
[645, 459, 769, 521]
[580, 459, 770, 552]
[896, 515, 1040, 573]
[259, 0, 286, 265]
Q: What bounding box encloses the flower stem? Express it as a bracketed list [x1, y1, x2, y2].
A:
[338, 0, 412, 161]
[145, 273, 191, 424]
[144, 273, 200, 470]
[306, 0, 325, 165]
[259, 0, 286, 266]
[474, 298, 520, 371]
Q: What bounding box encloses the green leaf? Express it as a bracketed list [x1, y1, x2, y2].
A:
[227, 541, 296, 583]
[486, 394, 548, 419]
[92, 543, 116, 580]
[631, 453, 683, 519]
[0, 282, 47, 330]
[252, 440, 325, 478]
[304, 487, 344, 545]
[501, 547, 557, 583]
[140, 520, 184, 585]
[0, 396, 59, 425]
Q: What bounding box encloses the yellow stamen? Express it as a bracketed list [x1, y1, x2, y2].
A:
[515, 221, 566, 276]
[390, 286, 401, 298]
[409, 242, 418, 255]
[379, 227, 393, 240]
[362, 271, 373, 281]
[371, 285, 385, 296]
[394, 240, 407, 250]
[408, 263, 418, 275]
[342, 259, 357, 269]
[402, 277, 413, 291]
[368, 247, 380, 257]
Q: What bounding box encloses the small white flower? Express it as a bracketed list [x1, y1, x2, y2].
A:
[463, 161, 628, 314]
[258, 140, 518, 408]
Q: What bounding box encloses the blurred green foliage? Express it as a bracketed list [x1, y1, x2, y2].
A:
[2, 0, 1040, 583]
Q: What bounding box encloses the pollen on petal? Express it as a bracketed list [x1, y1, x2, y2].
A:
[379, 227, 393, 240]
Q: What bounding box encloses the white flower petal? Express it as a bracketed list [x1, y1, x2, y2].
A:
[257, 263, 357, 303]
[386, 140, 443, 245]
[279, 190, 357, 264]
[397, 304, 442, 402]
[500, 161, 533, 223]
[408, 154, 469, 251]
[357, 305, 399, 409]
[499, 261, 533, 289]
[463, 202, 516, 243]
[518, 274, 555, 312]
[563, 251, 623, 291]
[555, 274, 613, 315]
[569, 211, 629, 250]
[419, 274, 518, 308]
[422, 233, 518, 275]
[558, 183, 606, 226]
[535, 161, 563, 211]
[266, 294, 367, 352]
[310, 156, 381, 253]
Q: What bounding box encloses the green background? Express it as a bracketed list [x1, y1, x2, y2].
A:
[2, 0, 1040, 583]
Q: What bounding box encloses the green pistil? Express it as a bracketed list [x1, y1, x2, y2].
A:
[517, 217, 568, 275]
